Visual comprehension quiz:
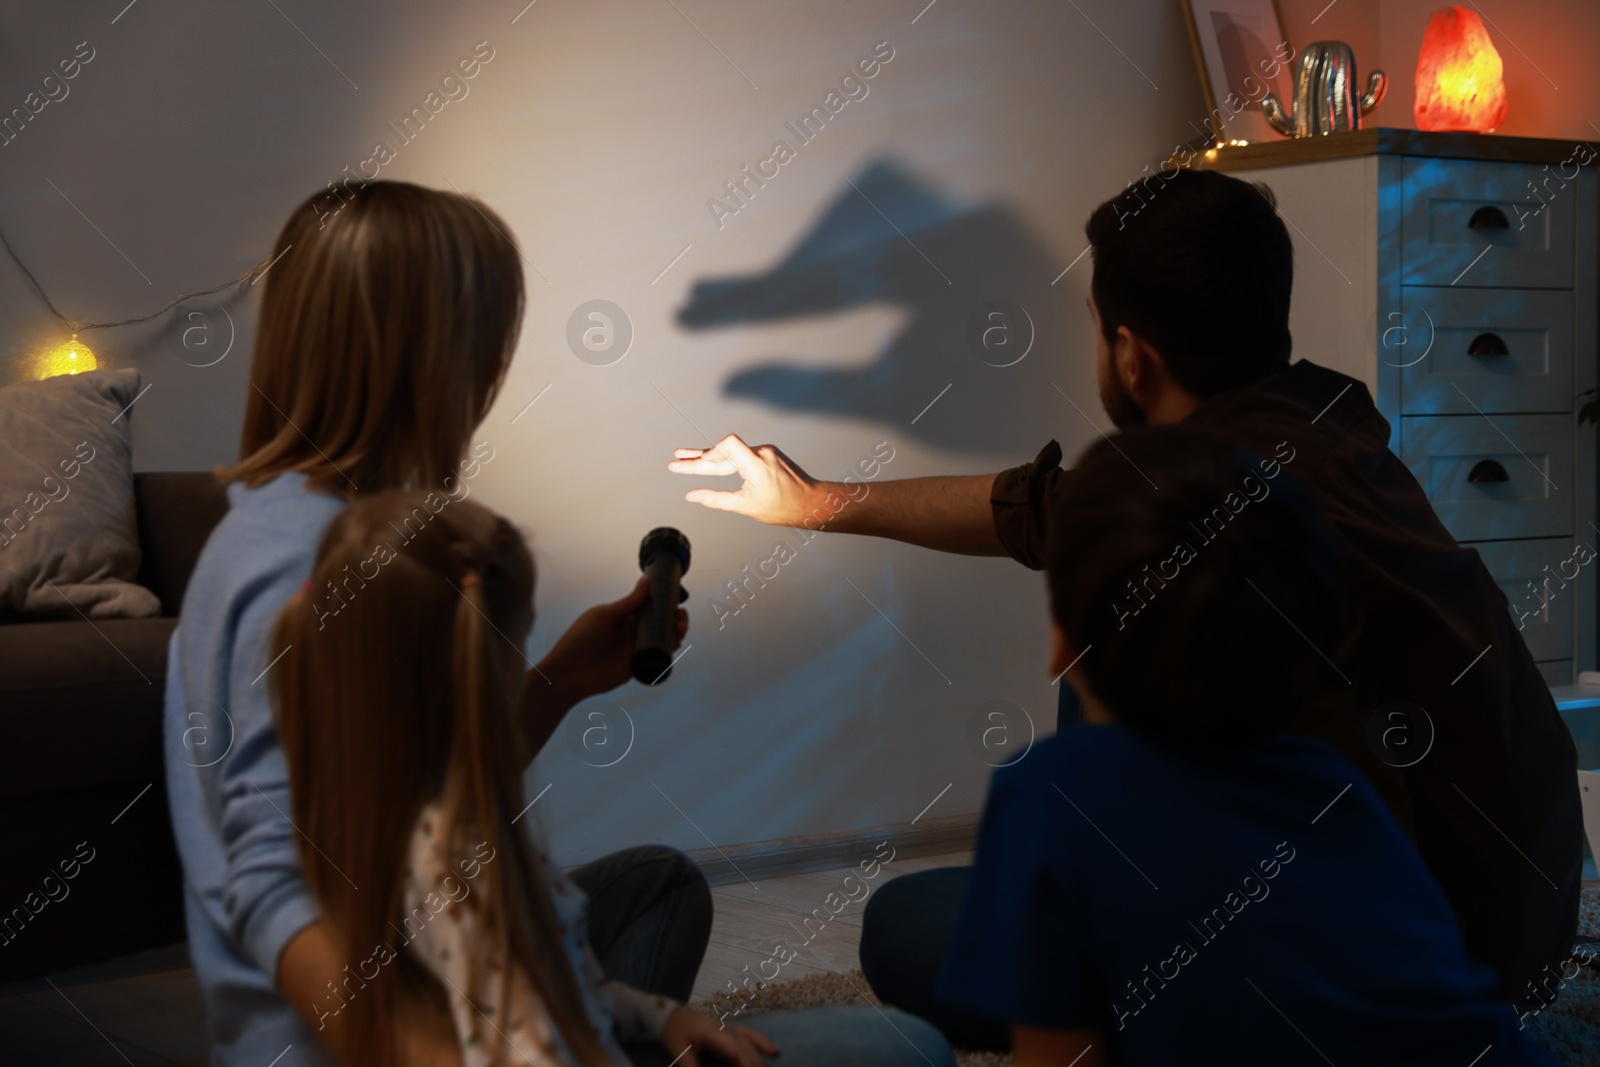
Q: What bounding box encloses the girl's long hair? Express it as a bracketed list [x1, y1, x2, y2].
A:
[272, 493, 613, 1066]
[222, 180, 524, 494]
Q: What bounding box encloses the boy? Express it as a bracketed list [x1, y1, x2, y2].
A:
[937, 426, 1555, 1066]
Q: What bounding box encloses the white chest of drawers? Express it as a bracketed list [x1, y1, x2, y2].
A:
[1198, 129, 1598, 682]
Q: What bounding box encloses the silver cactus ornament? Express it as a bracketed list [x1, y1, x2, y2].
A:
[1261, 41, 1386, 137]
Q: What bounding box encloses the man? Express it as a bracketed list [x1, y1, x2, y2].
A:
[669, 169, 1581, 1046]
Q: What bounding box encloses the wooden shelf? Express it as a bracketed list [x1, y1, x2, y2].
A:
[1185, 128, 1595, 172]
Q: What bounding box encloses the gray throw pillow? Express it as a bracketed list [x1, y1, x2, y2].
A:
[0, 367, 159, 618]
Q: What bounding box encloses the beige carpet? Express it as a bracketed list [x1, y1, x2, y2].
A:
[1523, 886, 1600, 1066]
[693, 889, 1600, 1067]
[695, 969, 1003, 1067]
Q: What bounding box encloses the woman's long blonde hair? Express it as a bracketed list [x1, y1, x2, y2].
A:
[273, 494, 613, 1066]
[222, 180, 524, 494]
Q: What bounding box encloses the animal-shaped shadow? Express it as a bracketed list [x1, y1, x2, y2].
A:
[677, 158, 1086, 458]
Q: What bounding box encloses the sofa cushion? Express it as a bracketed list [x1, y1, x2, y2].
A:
[0, 617, 174, 798]
[0, 367, 159, 619]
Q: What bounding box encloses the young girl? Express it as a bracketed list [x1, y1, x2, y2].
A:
[272, 492, 954, 1067]
[268, 494, 736, 1064]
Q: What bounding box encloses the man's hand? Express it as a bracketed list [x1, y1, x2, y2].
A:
[1012, 1025, 1106, 1067]
[670, 433, 824, 527]
[670, 433, 1010, 556]
[537, 576, 688, 703]
[660, 1007, 779, 1067]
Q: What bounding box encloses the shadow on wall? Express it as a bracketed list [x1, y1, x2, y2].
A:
[677, 158, 1090, 459]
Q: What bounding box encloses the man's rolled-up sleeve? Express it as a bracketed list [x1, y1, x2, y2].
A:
[989, 439, 1074, 570]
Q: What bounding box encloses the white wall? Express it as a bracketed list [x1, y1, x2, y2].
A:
[0, 0, 1383, 864]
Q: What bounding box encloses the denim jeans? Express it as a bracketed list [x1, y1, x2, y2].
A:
[858, 866, 1010, 1051]
[570, 844, 714, 1001]
[620, 1005, 956, 1067]
[570, 845, 957, 1067]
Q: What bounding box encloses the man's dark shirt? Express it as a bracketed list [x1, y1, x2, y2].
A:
[990, 358, 1582, 1002]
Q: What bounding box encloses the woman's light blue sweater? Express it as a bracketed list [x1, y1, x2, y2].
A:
[164, 472, 344, 1066]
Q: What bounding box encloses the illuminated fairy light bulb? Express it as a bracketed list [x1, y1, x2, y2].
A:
[37, 334, 98, 379]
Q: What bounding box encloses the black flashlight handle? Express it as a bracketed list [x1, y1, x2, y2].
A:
[630, 528, 691, 684]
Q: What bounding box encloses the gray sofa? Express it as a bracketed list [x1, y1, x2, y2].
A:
[0, 471, 228, 982]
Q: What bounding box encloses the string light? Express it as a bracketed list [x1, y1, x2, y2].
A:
[36, 334, 97, 378]
[0, 224, 269, 380]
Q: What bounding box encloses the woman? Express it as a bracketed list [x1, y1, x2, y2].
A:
[165, 181, 952, 1067]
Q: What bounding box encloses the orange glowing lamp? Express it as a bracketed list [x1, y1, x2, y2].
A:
[1414, 6, 1508, 133]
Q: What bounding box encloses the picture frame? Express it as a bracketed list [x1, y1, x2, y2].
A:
[1180, 0, 1296, 146]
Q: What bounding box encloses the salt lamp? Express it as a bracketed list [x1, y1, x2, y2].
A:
[1414, 6, 1507, 132]
[36, 334, 98, 379]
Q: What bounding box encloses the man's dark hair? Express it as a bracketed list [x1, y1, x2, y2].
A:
[1086, 169, 1294, 397]
[1047, 426, 1350, 743]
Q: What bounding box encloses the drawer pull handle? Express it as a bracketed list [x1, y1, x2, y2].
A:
[1468, 459, 1510, 484]
[1468, 205, 1511, 229]
[1467, 332, 1511, 357]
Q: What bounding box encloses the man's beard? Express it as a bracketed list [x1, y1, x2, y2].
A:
[1098, 367, 1147, 429]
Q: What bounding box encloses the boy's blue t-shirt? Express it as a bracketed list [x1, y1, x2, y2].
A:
[939, 724, 1555, 1066]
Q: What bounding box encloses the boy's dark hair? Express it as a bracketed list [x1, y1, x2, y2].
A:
[1047, 426, 1350, 743]
[1086, 169, 1294, 398]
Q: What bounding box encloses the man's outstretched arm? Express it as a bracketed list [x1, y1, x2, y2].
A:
[670, 433, 1008, 556]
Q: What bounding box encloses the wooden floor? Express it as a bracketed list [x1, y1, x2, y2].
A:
[0, 851, 971, 1066]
